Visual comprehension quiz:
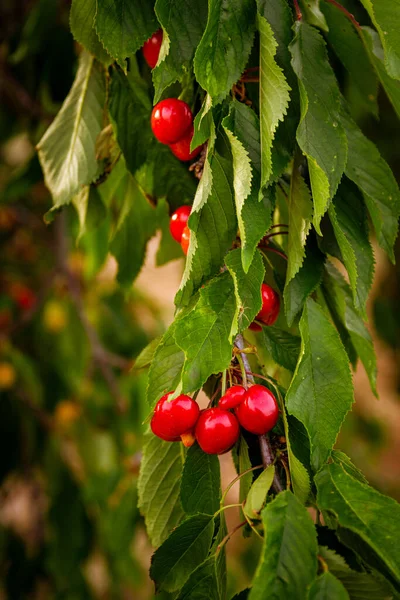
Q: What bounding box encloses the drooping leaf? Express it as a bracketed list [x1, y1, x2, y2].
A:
[243, 465, 275, 520]
[153, 0, 208, 102]
[192, 95, 215, 149]
[308, 572, 349, 600]
[134, 337, 162, 371]
[330, 450, 368, 485]
[138, 434, 185, 548]
[322, 262, 377, 396]
[175, 272, 236, 393]
[194, 0, 256, 104]
[70, 0, 112, 64]
[73, 185, 107, 242]
[177, 556, 220, 600]
[181, 443, 221, 516]
[232, 436, 253, 505]
[340, 105, 400, 262]
[286, 298, 354, 471]
[95, 0, 158, 68]
[315, 463, 400, 585]
[359, 0, 400, 80]
[37, 52, 106, 208]
[289, 21, 347, 233]
[150, 514, 215, 592]
[300, 0, 328, 31]
[257, 14, 291, 187]
[249, 491, 318, 600]
[225, 249, 265, 340]
[261, 326, 300, 372]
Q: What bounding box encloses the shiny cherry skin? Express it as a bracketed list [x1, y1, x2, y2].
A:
[169, 126, 202, 161]
[142, 29, 163, 69]
[151, 392, 200, 442]
[181, 225, 190, 255]
[195, 408, 240, 455]
[169, 205, 191, 243]
[255, 283, 280, 326]
[235, 384, 279, 435]
[218, 385, 246, 410]
[151, 99, 193, 145]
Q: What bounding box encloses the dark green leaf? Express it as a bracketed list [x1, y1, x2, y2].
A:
[138, 434, 185, 548]
[308, 572, 349, 600]
[73, 185, 107, 242]
[286, 298, 354, 471]
[194, 0, 256, 104]
[235, 436, 253, 505]
[70, 0, 112, 64]
[150, 514, 215, 592]
[289, 21, 347, 233]
[249, 491, 318, 600]
[244, 465, 275, 520]
[181, 443, 221, 516]
[231, 591, 250, 600]
[262, 326, 301, 372]
[316, 463, 400, 585]
[300, 0, 328, 31]
[147, 321, 185, 407]
[359, 0, 400, 80]
[177, 556, 220, 600]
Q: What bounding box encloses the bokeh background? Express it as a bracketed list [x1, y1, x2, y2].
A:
[1, 1, 400, 598]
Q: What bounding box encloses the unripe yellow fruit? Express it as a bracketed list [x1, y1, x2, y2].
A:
[54, 400, 82, 427]
[0, 363, 16, 389]
[43, 301, 68, 333]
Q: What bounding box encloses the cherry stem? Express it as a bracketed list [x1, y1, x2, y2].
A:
[216, 520, 247, 554]
[235, 353, 248, 390]
[213, 503, 243, 518]
[242, 507, 264, 539]
[220, 464, 263, 506]
[270, 223, 288, 229]
[265, 231, 289, 240]
[293, 0, 302, 20]
[318, 554, 329, 573]
[231, 367, 276, 386]
[221, 370, 227, 397]
[263, 247, 288, 261]
[228, 368, 233, 387]
[324, 0, 360, 29]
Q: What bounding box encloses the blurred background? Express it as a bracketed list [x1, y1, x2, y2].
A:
[1, 1, 400, 598]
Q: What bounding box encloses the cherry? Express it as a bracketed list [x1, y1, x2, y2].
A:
[170, 205, 191, 243]
[235, 384, 279, 435]
[142, 29, 163, 69]
[151, 99, 193, 145]
[195, 408, 240, 454]
[169, 126, 202, 161]
[151, 392, 200, 442]
[181, 225, 190, 255]
[218, 385, 246, 410]
[10, 283, 36, 311]
[249, 283, 280, 329]
[248, 322, 262, 332]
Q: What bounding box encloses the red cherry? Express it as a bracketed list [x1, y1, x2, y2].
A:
[253, 283, 280, 327]
[218, 385, 246, 410]
[151, 392, 200, 442]
[142, 29, 163, 69]
[10, 283, 36, 311]
[248, 322, 262, 332]
[169, 126, 202, 161]
[170, 205, 191, 243]
[181, 225, 190, 255]
[235, 384, 279, 435]
[195, 408, 240, 455]
[151, 99, 193, 145]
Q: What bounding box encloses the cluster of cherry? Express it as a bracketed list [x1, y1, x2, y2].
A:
[151, 384, 279, 455]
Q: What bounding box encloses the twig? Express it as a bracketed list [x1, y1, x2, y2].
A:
[260, 246, 288, 261]
[234, 335, 284, 493]
[324, 0, 360, 28]
[293, 0, 303, 20]
[216, 520, 247, 553]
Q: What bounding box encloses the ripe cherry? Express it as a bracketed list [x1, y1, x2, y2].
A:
[151, 392, 200, 442]
[142, 29, 163, 69]
[169, 126, 202, 161]
[218, 385, 246, 410]
[181, 225, 190, 255]
[235, 384, 279, 435]
[249, 283, 280, 329]
[170, 205, 191, 243]
[10, 283, 36, 311]
[151, 99, 193, 145]
[195, 408, 240, 455]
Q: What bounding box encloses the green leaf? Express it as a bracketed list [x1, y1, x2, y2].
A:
[289, 21, 347, 233]
[176, 153, 237, 307]
[286, 298, 354, 471]
[192, 95, 215, 149]
[300, 0, 328, 31]
[330, 450, 368, 485]
[322, 262, 377, 396]
[147, 320, 185, 407]
[243, 466, 275, 520]
[222, 101, 273, 271]
[233, 436, 253, 505]
[150, 514, 215, 592]
[359, 0, 400, 80]
[95, 0, 158, 68]
[361, 26, 400, 120]
[70, 0, 112, 64]
[177, 556, 220, 600]
[37, 52, 105, 208]
[152, 0, 208, 102]
[321, 3, 378, 117]
[284, 235, 325, 326]
[151, 143, 197, 207]
[134, 337, 162, 370]
[225, 249, 265, 340]
[109, 67, 154, 177]
[258, 14, 291, 186]
[249, 491, 318, 600]
[308, 572, 349, 600]
[175, 272, 236, 393]
[138, 434, 185, 548]
[72, 185, 107, 242]
[181, 443, 221, 516]
[194, 0, 256, 104]
[340, 105, 400, 262]
[328, 182, 374, 319]
[262, 327, 300, 372]
[315, 463, 400, 585]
